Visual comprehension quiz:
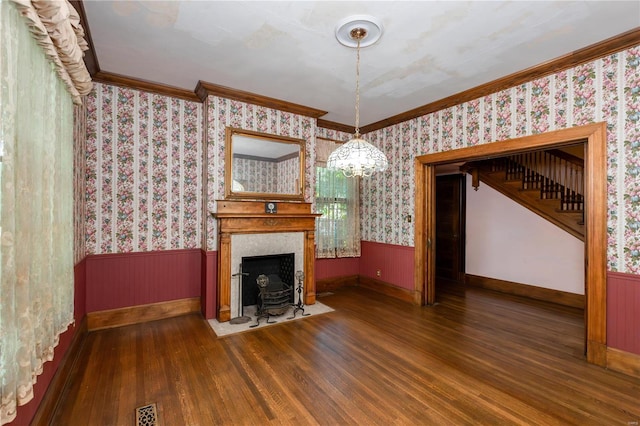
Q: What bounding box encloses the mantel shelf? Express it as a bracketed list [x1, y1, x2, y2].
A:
[213, 213, 321, 219]
[214, 200, 318, 217]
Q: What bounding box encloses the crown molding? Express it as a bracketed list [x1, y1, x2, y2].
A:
[93, 71, 201, 102]
[73, 2, 638, 131]
[196, 81, 327, 118]
[316, 119, 355, 134]
[360, 27, 640, 134]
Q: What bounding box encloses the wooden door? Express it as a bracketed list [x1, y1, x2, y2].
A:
[435, 174, 465, 284]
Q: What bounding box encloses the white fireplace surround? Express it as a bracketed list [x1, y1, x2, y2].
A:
[230, 232, 304, 318]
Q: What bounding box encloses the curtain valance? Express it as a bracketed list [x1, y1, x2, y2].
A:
[9, 0, 92, 104]
[316, 137, 341, 166]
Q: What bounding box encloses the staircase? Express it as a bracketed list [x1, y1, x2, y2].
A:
[462, 149, 585, 241]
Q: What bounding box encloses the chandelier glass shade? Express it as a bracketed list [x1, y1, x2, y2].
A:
[328, 19, 388, 178]
[326, 137, 388, 177]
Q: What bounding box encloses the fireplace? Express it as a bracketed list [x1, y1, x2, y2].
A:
[230, 232, 303, 319]
[241, 253, 295, 308]
[213, 200, 320, 322]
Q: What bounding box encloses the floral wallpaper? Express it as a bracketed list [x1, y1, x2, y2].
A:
[276, 155, 300, 194]
[85, 83, 203, 254]
[206, 96, 315, 250]
[232, 157, 278, 193]
[316, 129, 354, 146]
[232, 156, 299, 194]
[360, 45, 640, 274]
[73, 103, 86, 263]
[82, 45, 639, 273]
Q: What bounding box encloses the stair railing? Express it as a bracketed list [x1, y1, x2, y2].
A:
[489, 150, 584, 211]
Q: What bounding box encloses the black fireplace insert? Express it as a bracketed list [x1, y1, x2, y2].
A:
[241, 253, 295, 307]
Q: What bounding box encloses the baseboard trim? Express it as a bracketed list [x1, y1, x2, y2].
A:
[316, 275, 359, 292]
[607, 347, 640, 379]
[358, 276, 416, 304]
[32, 316, 88, 425]
[87, 297, 201, 331]
[466, 274, 585, 309]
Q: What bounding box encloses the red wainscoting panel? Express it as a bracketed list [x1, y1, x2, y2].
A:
[13, 258, 87, 426]
[202, 250, 217, 319]
[607, 271, 640, 356]
[86, 249, 202, 312]
[360, 241, 415, 290]
[74, 257, 87, 321]
[12, 322, 77, 425]
[316, 257, 360, 280]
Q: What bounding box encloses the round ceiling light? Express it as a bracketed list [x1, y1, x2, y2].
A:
[335, 15, 383, 48]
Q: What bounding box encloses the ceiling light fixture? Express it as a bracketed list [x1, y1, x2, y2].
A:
[327, 16, 388, 178]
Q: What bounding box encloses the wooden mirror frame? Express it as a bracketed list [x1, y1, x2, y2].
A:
[224, 127, 306, 201]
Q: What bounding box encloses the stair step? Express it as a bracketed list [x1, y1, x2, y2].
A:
[485, 172, 510, 179]
[537, 198, 561, 205]
[518, 187, 542, 193]
[473, 170, 585, 241]
[502, 180, 522, 186]
[556, 209, 584, 214]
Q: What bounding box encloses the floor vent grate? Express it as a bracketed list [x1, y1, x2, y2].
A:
[135, 403, 159, 426]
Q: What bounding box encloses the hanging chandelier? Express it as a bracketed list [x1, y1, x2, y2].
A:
[327, 16, 389, 178]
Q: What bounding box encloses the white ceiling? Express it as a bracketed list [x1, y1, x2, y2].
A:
[83, 1, 640, 127]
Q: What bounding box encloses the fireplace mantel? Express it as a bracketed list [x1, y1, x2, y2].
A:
[213, 200, 321, 322]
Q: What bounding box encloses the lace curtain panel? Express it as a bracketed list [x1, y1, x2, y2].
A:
[0, 0, 75, 424]
[316, 138, 361, 258]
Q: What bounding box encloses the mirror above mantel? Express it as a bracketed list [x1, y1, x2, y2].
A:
[225, 127, 306, 201]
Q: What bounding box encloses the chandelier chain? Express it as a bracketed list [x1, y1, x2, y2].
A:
[327, 20, 388, 177]
[354, 37, 361, 137]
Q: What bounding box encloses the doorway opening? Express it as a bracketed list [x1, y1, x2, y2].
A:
[435, 173, 466, 295]
[414, 123, 607, 366]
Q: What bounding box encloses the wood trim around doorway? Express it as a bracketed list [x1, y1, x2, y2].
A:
[414, 122, 608, 367]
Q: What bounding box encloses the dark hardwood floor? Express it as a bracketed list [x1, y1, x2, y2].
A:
[52, 286, 640, 425]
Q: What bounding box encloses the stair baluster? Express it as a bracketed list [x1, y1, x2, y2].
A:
[462, 147, 584, 238]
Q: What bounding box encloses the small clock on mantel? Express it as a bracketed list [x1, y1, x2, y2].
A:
[265, 202, 277, 214]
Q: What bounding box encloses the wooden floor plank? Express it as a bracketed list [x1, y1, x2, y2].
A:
[52, 286, 640, 425]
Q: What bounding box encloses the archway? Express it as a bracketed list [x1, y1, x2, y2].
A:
[414, 123, 607, 366]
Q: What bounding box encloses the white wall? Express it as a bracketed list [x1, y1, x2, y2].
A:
[465, 174, 584, 294]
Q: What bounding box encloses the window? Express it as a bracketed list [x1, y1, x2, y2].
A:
[315, 138, 360, 258]
[0, 139, 3, 238]
[1, 2, 75, 422]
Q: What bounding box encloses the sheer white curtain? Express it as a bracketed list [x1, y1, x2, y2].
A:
[0, 0, 78, 423]
[316, 138, 361, 258]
